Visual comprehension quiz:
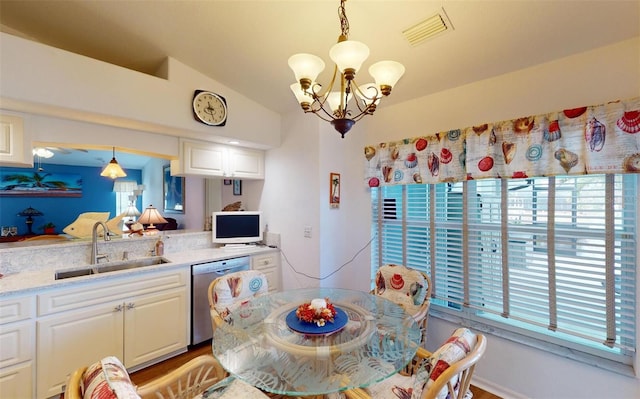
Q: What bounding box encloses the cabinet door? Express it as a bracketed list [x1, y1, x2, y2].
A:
[0, 362, 33, 399]
[36, 302, 123, 399]
[0, 114, 31, 167]
[123, 287, 188, 368]
[182, 140, 227, 176]
[252, 252, 281, 292]
[228, 147, 264, 179]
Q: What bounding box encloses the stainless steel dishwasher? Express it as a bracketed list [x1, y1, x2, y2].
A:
[191, 256, 250, 345]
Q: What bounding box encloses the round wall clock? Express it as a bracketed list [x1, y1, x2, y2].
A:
[192, 90, 227, 126]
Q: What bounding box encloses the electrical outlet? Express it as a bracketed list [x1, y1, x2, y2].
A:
[304, 226, 312, 238]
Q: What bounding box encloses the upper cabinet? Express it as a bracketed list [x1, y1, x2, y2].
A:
[171, 139, 264, 179]
[0, 114, 32, 167]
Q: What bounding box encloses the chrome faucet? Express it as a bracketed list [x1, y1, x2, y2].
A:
[91, 221, 111, 265]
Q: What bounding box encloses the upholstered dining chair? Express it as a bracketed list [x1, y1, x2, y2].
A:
[64, 354, 270, 399]
[342, 328, 487, 399]
[207, 269, 270, 334]
[372, 264, 432, 345]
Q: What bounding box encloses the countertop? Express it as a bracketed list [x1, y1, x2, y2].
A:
[0, 245, 279, 298]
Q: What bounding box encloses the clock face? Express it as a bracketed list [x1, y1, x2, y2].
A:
[193, 91, 227, 126]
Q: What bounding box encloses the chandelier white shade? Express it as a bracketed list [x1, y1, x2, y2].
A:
[288, 0, 405, 138]
[288, 54, 325, 87]
[329, 40, 369, 75]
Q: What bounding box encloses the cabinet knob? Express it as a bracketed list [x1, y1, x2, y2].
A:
[114, 304, 123, 312]
[127, 302, 135, 310]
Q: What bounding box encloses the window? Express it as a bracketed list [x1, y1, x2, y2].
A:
[371, 174, 637, 370]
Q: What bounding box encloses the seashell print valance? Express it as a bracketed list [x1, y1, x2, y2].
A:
[364, 97, 640, 187]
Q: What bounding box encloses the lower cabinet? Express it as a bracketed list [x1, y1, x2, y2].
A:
[35, 268, 189, 399]
[0, 362, 33, 398]
[251, 250, 281, 292]
[0, 295, 35, 398]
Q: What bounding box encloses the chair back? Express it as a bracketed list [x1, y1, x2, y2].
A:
[421, 333, 487, 399]
[64, 354, 226, 399]
[373, 264, 432, 343]
[207, 269, 269, 331]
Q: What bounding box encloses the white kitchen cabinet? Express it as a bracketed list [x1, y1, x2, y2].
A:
[123, 287, 187, 366]
[172, 139, 264, 179]
[227, 146, 264, 179]
[0, 295, 35, 399]
[0, 113, 32, 167]
[35, 268, 189, 399]
[251, 250, 281, 292]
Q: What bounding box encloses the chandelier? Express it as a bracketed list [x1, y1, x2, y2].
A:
[288, 0, 405, 138]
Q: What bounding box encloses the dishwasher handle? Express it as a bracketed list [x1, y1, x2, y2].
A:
[192, 257, 251, 275]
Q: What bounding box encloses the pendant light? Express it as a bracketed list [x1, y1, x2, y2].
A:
[100, 147, 127, 179]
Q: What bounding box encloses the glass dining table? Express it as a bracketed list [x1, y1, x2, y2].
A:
[211, 287, 422, 397]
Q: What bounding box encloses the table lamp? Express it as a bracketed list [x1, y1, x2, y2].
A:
[138, 205, 167, 234]
[123, 204, 141, 231]
[18, 206, 43, 235]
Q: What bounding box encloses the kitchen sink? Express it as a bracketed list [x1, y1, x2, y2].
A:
[55, 256, 170, 280]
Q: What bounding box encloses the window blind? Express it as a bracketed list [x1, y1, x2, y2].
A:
[371, 174, 637, 364]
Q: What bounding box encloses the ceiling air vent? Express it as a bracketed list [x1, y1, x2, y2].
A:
[402, 8, 453, 47]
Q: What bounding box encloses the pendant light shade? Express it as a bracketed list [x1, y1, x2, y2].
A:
[100, 147, 127, 179]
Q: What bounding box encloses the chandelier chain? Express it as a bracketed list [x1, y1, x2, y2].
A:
[338, 0, 349, 38]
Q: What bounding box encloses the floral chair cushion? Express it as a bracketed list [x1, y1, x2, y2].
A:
[212, 270, 268, 320]
[82, 356, 140, 399]
[374, 264, 428, 318]
[362, 327, 477, 399]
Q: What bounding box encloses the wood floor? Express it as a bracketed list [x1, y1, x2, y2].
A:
[130, 341, 502, 399]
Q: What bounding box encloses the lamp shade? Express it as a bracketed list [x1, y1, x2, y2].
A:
[124, 205, 141, 218]
[329, 40, 369, 74]
[288, 53, 326, 85]
[18, 206, 43, 235]
[18, 206, 43, 217]
[290, 83, 311, 105]
[326, 90, 352, 114]
[100, 147, 127, 179]
[138, 205, 168, 231]
[368, 60, 406, 93]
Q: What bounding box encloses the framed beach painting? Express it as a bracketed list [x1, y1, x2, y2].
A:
[0, 170, 82, 197]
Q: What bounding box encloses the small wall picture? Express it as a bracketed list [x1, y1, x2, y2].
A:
[223, 179, 232, 185]
[330, 172, 340, 208]
[163, 165, 185, 213]
[233, 179, 242, 196]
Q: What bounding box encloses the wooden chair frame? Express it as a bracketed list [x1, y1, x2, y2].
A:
[65, 354, 227, 399]
[344, 334, 487, 399]
[372, 265, 432, 345]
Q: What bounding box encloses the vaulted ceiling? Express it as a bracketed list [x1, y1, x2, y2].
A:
[2, 0, 638, 119]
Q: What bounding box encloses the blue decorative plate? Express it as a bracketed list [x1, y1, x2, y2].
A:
[286, 307, 348, 335]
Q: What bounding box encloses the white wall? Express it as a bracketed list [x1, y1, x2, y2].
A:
[344, 37, 640, 398]
[0, 32, 281, 149]
[260, 112, 322, 289]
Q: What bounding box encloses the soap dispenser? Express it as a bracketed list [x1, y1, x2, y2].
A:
[155, 237, 164, 256]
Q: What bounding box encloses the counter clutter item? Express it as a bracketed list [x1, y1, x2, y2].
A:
[155, 238, 164, 256]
